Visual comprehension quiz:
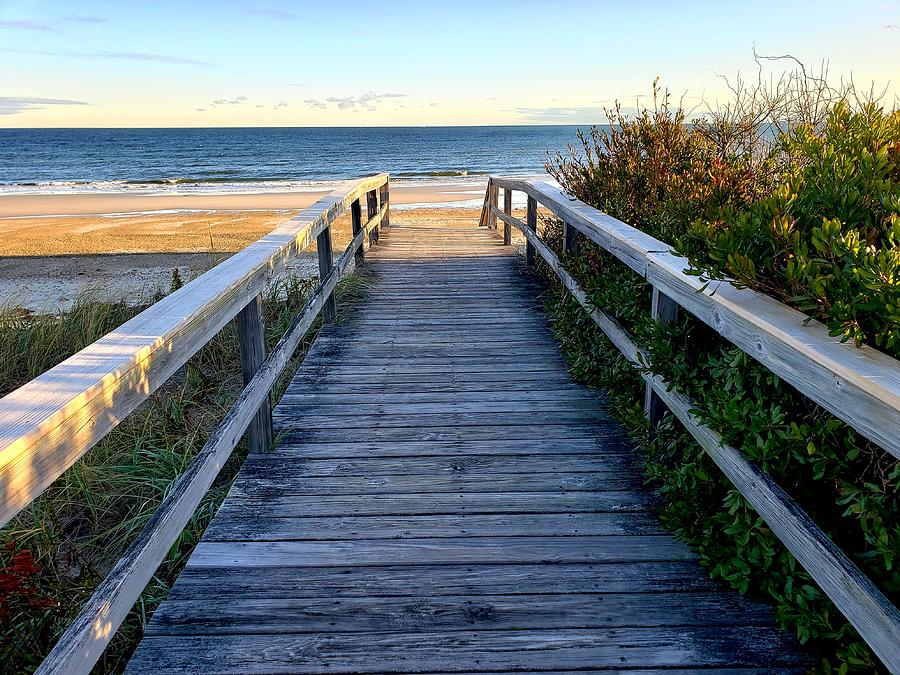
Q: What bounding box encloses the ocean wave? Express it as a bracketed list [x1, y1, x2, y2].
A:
[0, 171, 543, 196]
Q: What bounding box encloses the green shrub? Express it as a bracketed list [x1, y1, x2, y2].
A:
[679, 101, 900, 355]
[544, 81, 899, 672]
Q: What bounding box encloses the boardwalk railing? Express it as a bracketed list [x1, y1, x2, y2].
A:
[480, 176, 900, 672]
[0, 173, 390, 674]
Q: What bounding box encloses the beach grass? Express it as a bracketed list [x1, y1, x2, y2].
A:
[0, 268, 371, 673]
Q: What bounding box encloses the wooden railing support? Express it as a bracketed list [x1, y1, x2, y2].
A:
[351, 197, 364, 266]
[644, 287, 679, 427]
[563, 221, 579, 254]
[366, 189, 379, 245]
[503, 187, 512, 245]
[488, 181, 499, 229]
[379, 179, 390, 229]
[317, 215, 337, 323]
[525, 195, 537, 265]
[237, 295, 273, 453]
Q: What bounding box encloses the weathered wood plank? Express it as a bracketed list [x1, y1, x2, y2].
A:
[214, 491, 654, 519]
[126, 626, 808, 673]
[146, 591, 777, 636]
[167, 561, 723, 600]
[203, 511, 659, 541]
[126, 220, 806, 673]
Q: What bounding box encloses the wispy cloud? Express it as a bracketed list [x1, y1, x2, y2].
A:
[62, 15, 107, 23]
[273, 101, 288, 109]
[247, 8, 298, 20]
[0, 14, 107, 32]
[321, 92, 406, 111]
[0, 96, 89, 115]
[513, 106, 607, 122]
[1, 48, 215, 67]
[211, 96, 248, 105]
[0, 19, 56, 32]
[304, 99, 326, 110]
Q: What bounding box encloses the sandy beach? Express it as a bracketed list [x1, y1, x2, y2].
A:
[0, 198, 497, 312]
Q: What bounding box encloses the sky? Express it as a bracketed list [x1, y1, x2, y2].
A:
[1, 0, 899, 127]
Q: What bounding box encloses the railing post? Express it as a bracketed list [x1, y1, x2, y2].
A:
[488, 181, 499, 229]
[525, 195, 537, 265]
[237, 295, 273, 453]
[317, 218, 337, 323]
[366, 189, 378, 246]
[503, 187, 512, 246]
[644, 287, 679, 427]
[379, 178, 390, 229]
[351, 197, 364, 266]
[563, 221, 579, 254]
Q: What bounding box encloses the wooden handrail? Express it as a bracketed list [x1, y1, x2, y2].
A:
[17, 175, 389, 674]
[485, 177, 900, 456]
[0, 173, 388, 529]
[483, 176, 900, 671]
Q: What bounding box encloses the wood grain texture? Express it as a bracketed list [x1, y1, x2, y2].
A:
[128, 220, 805, 672]
[237, 295, 273, 454]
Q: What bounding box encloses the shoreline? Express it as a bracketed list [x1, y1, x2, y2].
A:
[0, 182, 492, 218]
[0, 206, 505, 313]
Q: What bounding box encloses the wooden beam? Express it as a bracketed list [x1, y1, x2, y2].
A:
[317, 216, 337, 324]
[351, 197, 364, 265]
[366, 189, 379, 246]
[563, 221, 579, 254]
[503, 187, 512, 246]
[379, 179, 390, 229]
[488, 181, 499, 229]
[526, 197, 537, 266]
[237, 296, 273, 453]
[644, 288, 679, 427]
[0, 173, 388, 528]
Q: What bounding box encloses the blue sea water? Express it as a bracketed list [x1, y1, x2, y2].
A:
[0, 126, 588, 194]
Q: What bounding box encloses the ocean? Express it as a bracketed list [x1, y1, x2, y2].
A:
[0, 126, 588, 194]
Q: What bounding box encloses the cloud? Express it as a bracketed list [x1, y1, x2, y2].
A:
[513, 106, 608, 122]
[273, 101, 288, 109]
[304, 99, 326, 109]
[211, 96, 248, 105]
[0, 96, 89, 115]
[62, 15, 107, 23]
[0, 15, 107, 32]
[326, 96, 356, 110]
[0, 47, 214, 66]
[248, 8, 298, 20]
[0, 19, 56, 32]
[322, 92, 406, 111]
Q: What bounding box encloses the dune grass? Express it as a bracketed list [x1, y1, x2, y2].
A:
[0, 268, 371, 673]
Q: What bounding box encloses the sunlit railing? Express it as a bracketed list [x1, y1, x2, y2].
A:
[0, 174, 390, 674]
[481, 175, 900, 672]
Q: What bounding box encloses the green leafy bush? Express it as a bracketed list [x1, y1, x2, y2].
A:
[544, 79, 899, 672]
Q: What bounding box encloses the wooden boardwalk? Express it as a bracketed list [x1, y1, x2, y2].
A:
[127, 222, 807, 673]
